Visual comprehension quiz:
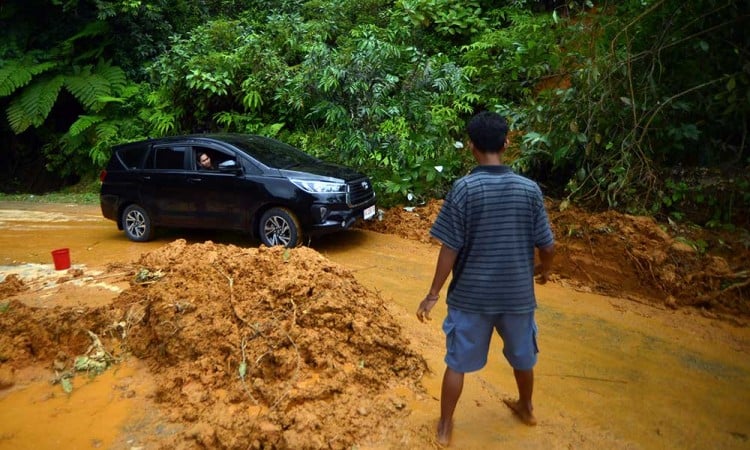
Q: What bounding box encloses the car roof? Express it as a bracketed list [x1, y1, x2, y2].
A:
[113, 133, 276, 149]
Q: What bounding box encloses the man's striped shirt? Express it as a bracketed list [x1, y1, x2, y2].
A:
[430, 165, 554, 313]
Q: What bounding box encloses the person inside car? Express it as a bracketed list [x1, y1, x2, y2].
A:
[198, 152, 215, 170]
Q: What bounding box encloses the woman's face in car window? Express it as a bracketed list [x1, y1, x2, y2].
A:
[199, 153, 212, 169]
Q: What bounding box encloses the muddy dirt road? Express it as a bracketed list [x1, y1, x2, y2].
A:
[0, 201, 749, 449]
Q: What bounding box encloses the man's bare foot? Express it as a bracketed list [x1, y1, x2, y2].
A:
[503, 398, 537, 426]
[436, 418, 453, 446]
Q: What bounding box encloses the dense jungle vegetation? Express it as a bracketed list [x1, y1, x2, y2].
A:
[1, 0, 748, 226]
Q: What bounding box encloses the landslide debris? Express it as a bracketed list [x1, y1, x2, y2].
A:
[0, 241, 428, 449]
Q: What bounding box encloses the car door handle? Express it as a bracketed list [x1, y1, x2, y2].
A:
[188, 177, 203, 183]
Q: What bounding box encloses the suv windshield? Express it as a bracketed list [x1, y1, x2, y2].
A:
[221, 135, 319, 169]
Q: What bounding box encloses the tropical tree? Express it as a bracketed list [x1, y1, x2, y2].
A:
[0, 0, 243, 181]
[0, 9, 134, 176]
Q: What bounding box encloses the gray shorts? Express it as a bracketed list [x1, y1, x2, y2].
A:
[442, 307, 538, 373]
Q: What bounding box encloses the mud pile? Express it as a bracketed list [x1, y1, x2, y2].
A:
[1, 241, 428, 449]
[0, 274, 26, 298]
[360, 200, 750, 318]
[0, 289, 105, 369]
[115, 240, 428, 448]
[361, 201, 442, 244]
[549, 203, 749, 316]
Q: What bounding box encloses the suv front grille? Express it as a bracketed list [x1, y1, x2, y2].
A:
[347, 178, 375, 207]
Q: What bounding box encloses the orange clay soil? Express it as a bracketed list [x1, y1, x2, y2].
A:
[0, 200, 748, 449]
[358, 199, 750, 321]
[0, 241, 427, 449]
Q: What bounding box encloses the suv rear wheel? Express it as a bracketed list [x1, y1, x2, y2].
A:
[122, 204, 155, 242]
[259, 207, 301, 247]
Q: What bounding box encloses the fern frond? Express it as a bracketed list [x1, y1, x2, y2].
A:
[95, 60, 127, 92]
[89, 140, 112, 167]
[65, 62, 126, 111]
[148, 110, 177, 136]
[0, 60, 57, 97]
[69, 115, 103, 137]
[65, 68, 110, 111]
[6, 75, 64, 133]
[95, 121, 118, 141]
[120, 85, 141, 98]
[96, 95, 126, 105]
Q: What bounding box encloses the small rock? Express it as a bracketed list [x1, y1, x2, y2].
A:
[391, 398, 406, 410]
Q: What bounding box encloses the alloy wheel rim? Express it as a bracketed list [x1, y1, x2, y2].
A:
[125, 210, 146, 238]
[264, 216, 291, 246]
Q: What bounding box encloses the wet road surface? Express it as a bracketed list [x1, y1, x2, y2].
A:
[1, 201, 749, 449]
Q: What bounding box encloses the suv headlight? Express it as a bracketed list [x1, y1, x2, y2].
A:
[290, 179, 346, 194]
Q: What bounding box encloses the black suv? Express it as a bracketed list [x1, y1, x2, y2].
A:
[100, 134, 377, 247]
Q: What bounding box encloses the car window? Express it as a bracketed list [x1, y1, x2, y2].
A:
[193, 145, 236, 171]
[221, 135, 319, 169]
[116, 144, 148, 169]
[149, 146, 187, 170]
[239, 156, 262, 175]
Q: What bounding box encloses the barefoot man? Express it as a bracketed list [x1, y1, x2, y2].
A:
[417, 111, 555, 446]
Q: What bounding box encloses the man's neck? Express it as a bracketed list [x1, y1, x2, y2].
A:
[474, 152, 503, 166]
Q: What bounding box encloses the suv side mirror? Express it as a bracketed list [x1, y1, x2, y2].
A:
[218, 160, 242, 173]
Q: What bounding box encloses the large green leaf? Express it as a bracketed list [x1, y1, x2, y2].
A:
[65, 62, 126, 111]
[0, 61, 57, 97]
[69, 115, 103, 137]
[6, 75, 65, 133]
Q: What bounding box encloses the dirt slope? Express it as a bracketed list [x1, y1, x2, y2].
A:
[359, 199, 750, 321]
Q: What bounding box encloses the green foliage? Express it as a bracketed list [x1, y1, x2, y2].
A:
[146, 16, 293, 132]
[69, 115, 104, 137]
[6, 75, 65, 133]
[461, 6, 562, 105]
[275, 22, 478, 205]
[51, 77, 150, 174]
[0, 61, 57, 97]
[0, 189, 100, 204]
[654, 172, 750, 227]
[142, 89, 179, 136]
[302, 0, 391, 40]
[65, 61, 127, 111]
[0, 0, 248, 182]
[396, 0, 485, 37]
[2, 0, 747, 227]
[511, 0, 749, 225]
[0, 1, 151, 178]
[142, 10, 479, 205]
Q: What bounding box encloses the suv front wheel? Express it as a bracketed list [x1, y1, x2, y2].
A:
[122, 204, 155, 242]
[259, 207, 301, 247]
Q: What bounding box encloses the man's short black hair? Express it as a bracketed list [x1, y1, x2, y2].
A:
[467, 111, 508, 153]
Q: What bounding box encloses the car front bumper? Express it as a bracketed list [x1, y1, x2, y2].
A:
[306, 198, 377, 236]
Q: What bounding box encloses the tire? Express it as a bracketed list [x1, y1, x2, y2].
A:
[122, 204, 155, 242]
[259, 207, 301, 247]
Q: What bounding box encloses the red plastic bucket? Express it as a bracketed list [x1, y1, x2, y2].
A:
[51, 248, 71, 270]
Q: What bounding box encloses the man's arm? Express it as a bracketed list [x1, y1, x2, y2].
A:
[535, 243, 555, 284]
[417, 244, 458, 322]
